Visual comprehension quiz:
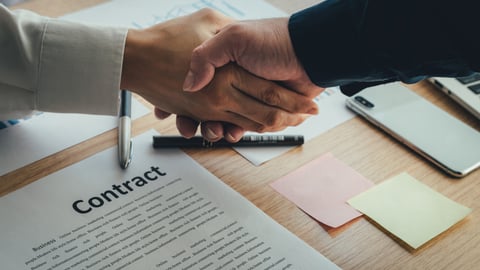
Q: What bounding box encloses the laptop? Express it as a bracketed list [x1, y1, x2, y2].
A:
[429, 74, 480, 119]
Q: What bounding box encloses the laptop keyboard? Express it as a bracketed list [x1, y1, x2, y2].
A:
[456, 74, 480, 94]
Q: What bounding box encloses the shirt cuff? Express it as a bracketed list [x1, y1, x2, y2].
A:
[288, 0, 368, 88]
[37, 18, 127, 116]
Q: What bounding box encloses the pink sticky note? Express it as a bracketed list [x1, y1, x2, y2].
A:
[270, 153, 374, 228]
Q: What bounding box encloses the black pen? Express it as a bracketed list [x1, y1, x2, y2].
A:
[152, 135, 304, 148]
[118, 90, 132, 169]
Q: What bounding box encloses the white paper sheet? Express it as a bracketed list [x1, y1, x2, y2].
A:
[0, 100, 149, 176]
[61, 0, 287, 26]
[235, 87, 355, 165]
[0, 130, 340, 270]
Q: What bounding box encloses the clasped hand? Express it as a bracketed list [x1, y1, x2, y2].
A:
[121, 9, 322, 142]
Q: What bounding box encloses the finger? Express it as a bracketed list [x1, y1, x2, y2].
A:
[200, 122, 244, 142]
[233, 67, 319, 115]
[283, 77, 325, 99]
[200, 121, 224, 142]
[207, 69, 310, 131]
[223, 87, 309, 132]
[176, 116, 199, 138]
[154, 107, 172, 119]
[222, 123, 245, 142]
[213, 110, 278, 134]
[216, 67, 312, 130]
[183, 30, 237, 92]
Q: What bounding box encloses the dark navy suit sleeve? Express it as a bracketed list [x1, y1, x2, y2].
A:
[288, 0, 480, 95]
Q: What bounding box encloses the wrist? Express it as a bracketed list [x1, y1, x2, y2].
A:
[120, 27, 183, 99]
[120, 29, 144, 91]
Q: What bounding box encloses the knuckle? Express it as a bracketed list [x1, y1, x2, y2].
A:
[292, 116, 306, 127]
[292, 97, 314, 113]
[260, 86, 282, 105]
[262, 110, 283, 128]
[227, 23, 242, 33]
[198, 8, 216, 19]
[254, 124, 267, 133]
[198, 8, 226, 25]
[224, 23, 249, 40]
[191, 45, 205, 59]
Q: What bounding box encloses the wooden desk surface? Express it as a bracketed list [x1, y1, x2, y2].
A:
[3, 1, 480, 269]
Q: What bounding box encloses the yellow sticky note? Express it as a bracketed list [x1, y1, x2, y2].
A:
[347, 172, 471, 249]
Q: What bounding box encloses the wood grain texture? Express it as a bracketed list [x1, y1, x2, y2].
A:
[3, 1, 480, 269]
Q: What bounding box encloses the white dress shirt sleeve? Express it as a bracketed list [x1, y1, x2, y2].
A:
[0, 5, 127, 120]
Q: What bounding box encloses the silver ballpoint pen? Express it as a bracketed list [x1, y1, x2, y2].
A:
[118, 90, 132, 169]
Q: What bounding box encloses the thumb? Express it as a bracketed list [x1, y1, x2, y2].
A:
[182, 49, 215, 92]
[183, 32, 234, 92]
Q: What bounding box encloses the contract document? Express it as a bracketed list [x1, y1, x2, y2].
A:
[0, 131, 339, 270]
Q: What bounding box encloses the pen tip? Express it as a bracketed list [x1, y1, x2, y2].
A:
[120, 160, 130, 169]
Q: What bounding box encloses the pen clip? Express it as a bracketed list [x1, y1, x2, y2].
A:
[125, 140, 133, 168]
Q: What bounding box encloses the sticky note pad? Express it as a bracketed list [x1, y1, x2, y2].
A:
[270, 153, 374, 228]
[348, 172, 472, 249]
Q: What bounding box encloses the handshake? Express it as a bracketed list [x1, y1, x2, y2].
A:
[121, 9, 324, 143]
